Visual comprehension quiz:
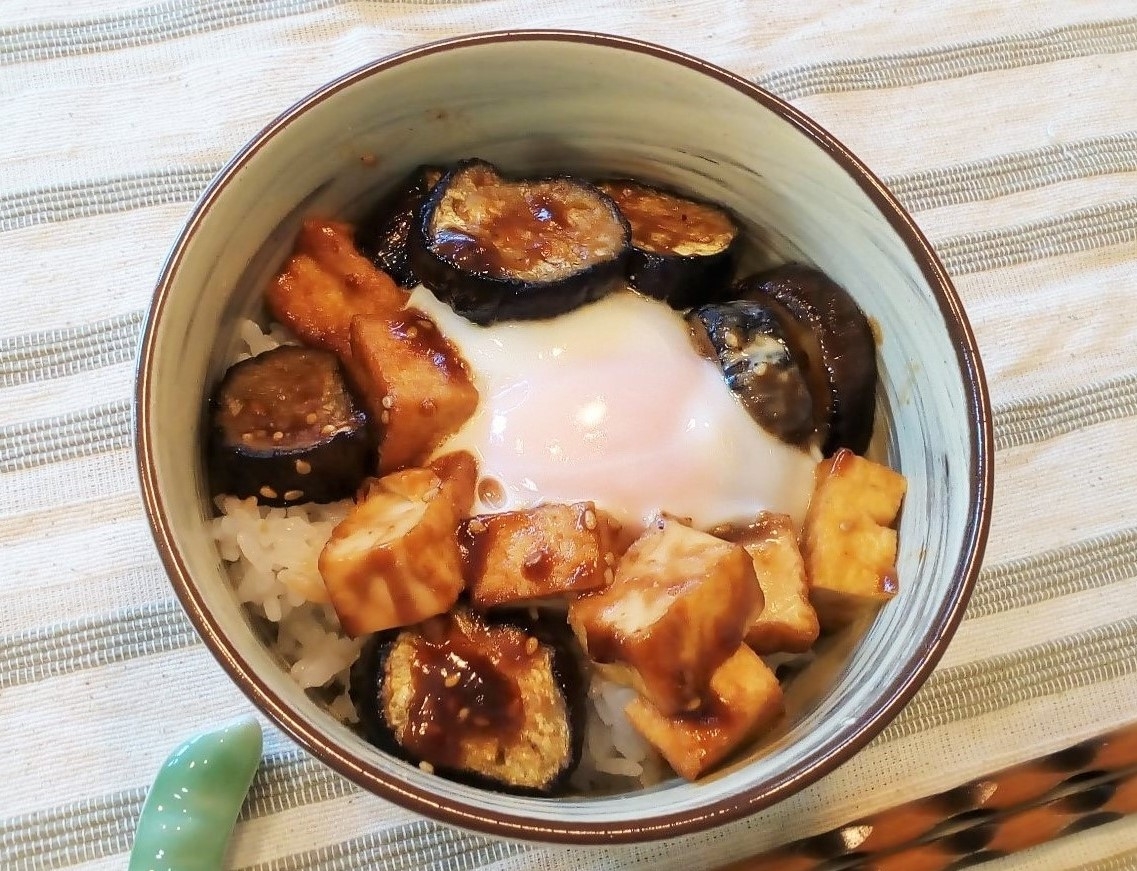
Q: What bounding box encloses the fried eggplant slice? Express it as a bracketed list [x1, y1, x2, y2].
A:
[356, 166, 445, 288]
[736, 264, 877, 455]
[625, 644, 784, 781]
[688, 300, 816, 445]
[719, 513, 820, 654]
[801, 449, 907, 629]
[410, 160, 630, 324]
[568, 516, 761, 716]
[596, 179, 739, 308]
[461, 502, 619, 609]
[208, 346, 376, 506]
[318, 460, 473, 636]
[266, 219, 408, 356]
[350, 608, 585, 794]
[347, 311, 478, 473]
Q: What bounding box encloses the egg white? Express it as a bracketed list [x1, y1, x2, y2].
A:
[412, 287, 817, 534]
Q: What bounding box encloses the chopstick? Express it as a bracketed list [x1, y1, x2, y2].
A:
[716, 722, 1137, 871]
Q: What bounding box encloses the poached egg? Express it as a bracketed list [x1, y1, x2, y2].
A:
[411, 287, 817, 534]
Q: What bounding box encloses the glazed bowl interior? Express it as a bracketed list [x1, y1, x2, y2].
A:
[137, 32, 991, 842]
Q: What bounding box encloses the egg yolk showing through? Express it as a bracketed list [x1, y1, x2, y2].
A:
[411, 287, 817, 534]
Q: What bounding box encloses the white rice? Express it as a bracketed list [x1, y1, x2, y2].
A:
[211, 319, 663, 789]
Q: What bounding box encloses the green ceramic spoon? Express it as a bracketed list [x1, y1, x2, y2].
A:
[129, 717, 263, 871]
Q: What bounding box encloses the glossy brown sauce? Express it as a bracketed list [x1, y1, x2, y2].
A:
[598, 180, 736, 256]
[477, 476, 506, 508]
[520, 548, 555, 583]
[458, 513, 511, 588]
[395, 613, 530, 768]
[218, 347, 354, 450]
[389, 309, 469, 382]
[430, 165, 624, 280]
[676, 688, 737, 734]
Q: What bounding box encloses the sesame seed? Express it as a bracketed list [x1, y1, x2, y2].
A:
[405, 326, 419, 339]
[283, 489, 304, 501]
[444, 673, 460, 688]
[321, 424, 336, 436]
[241, 432, 253, 443]
[583, 509, 597, 531]
[724, 332, 740, 349]
[604, 567, 614, 584]
[295, 459, 312, 475]
[259, 486, 278, 499]
[458, 707, 470, 722]
[685, 697, 702, 712]
[380, 395, 393, 409]
[380, 411, 390, 424]
[272, 431, 284, 442]
[419, 761, 435, 774]
[604, 552, 615, 567]
[528, 607, 539, 621]
[417, 319, 432, 331]
[525, 637, 539, 655]
[305, 412, 318, 424]
[467, 518, 487, 535]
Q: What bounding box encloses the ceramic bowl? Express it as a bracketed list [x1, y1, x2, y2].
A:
[136, 31, 993, 844]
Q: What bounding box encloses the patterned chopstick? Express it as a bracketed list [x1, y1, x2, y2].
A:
[718, 722, 1137, 871]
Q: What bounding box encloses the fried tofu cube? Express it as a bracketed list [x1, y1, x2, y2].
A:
[723, 513, 819, 654]
[426, 450, 478, 517]
[625, 645, 784, 780]
[319, 461, 472, 636]
[801, 448, 908, 629]
[348, 312, 479, 472]
[568, 516, 761, 715]
[463, 502, 618, 609]
[266, 219, 407, 355]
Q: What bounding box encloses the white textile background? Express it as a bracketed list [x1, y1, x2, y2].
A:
[3, 1, 1137, 869]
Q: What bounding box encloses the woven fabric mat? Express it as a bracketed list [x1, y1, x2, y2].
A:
[3, 2, 1137, 869]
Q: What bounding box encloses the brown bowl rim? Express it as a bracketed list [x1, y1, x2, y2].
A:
[135, 29, 994, 845]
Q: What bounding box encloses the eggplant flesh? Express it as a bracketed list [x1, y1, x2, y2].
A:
[410, 160, 630, 324]
[736, 265, 878, 455]
[356, 166, 444, 288]
[209, 345, 376, 506]
[688, 302, 816, 445]
[350, 608, 585, 795]
[597, 180, 739, 309]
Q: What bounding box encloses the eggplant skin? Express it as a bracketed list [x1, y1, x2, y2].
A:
[355, 166, 444, 288]
[349, 609, 585, 796]
[737, 265, 878, 456]
[596, 179, 740, 309]
[409, 160, 631, 325]
[688, 301, 816, 445]
[208, 346, 378, 507]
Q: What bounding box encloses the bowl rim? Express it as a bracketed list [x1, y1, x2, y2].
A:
[135, 29, 994, 845]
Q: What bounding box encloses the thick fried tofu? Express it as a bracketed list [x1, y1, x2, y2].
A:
[463, 502, 618, 609]
[266, 219, 407, 355]
[568, 516, 760, 715]
[349, 312, 479, 472]
[362, 450, 478, 515]
[319, 462, 471, 636]
[427, 450, 478, 516]
[625, 644, 784, 780]
[801, 448, 908, 629]
[723, 513, 819, 654]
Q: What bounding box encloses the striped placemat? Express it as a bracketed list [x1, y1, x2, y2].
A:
[2, 2, 1137, 869]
